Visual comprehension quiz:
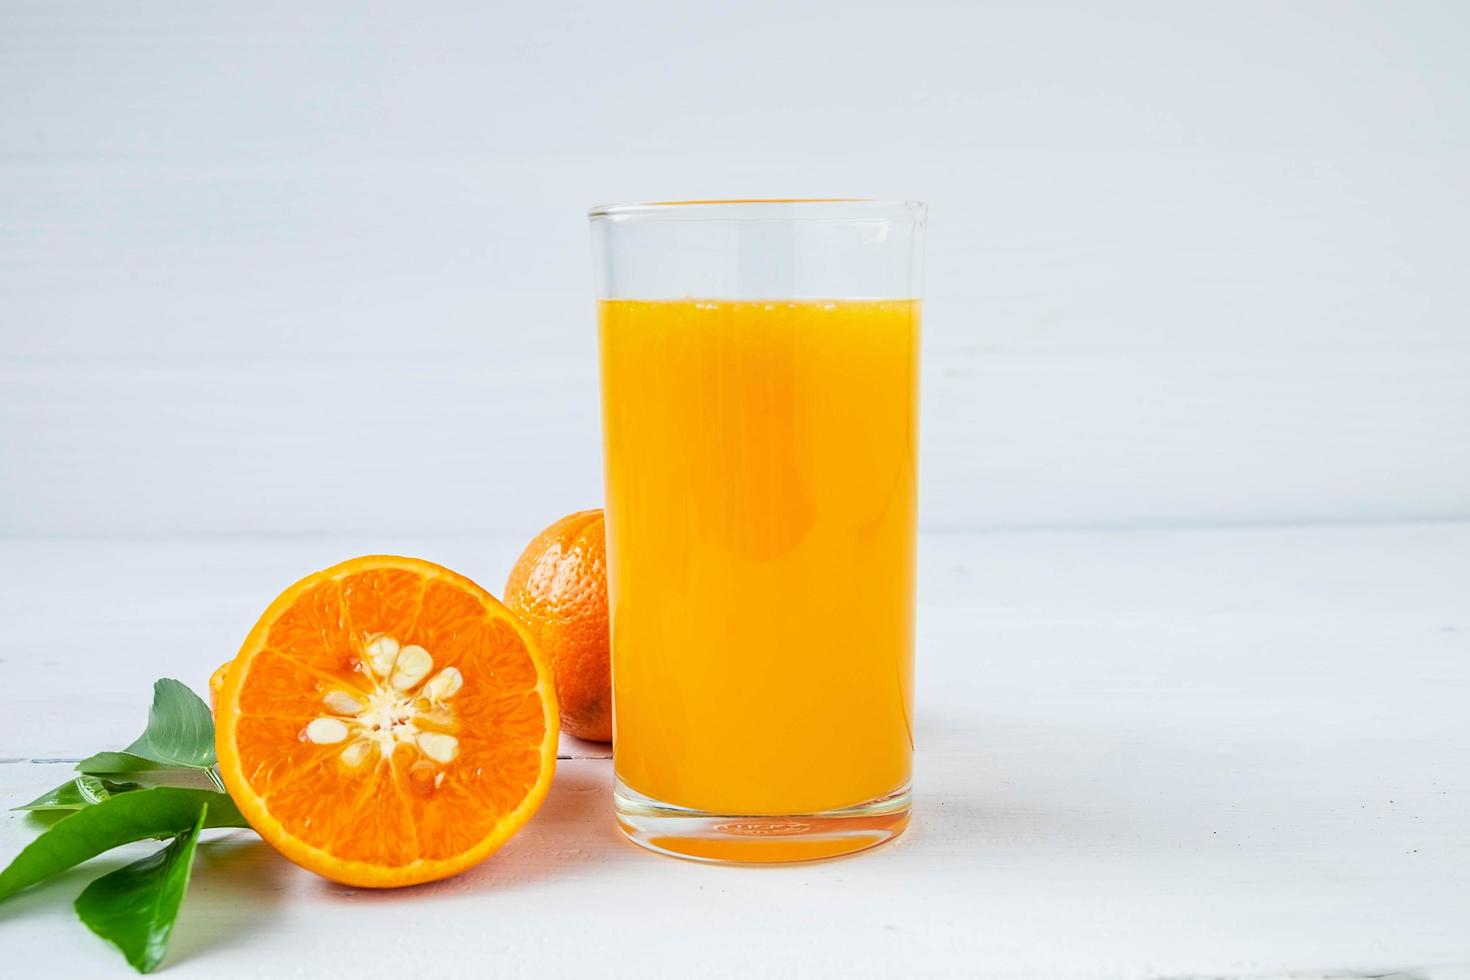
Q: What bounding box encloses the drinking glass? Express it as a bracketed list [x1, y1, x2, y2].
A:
[589, 199, 925, 862]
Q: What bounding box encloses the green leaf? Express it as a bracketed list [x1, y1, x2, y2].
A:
[13, 775, 141, 812]
[0, 787, 246, 904]
[72, 755, 228, 797]
[77, 679, 216, 774]
[74, 805, 208, 974]
[74, 752, 168, 776]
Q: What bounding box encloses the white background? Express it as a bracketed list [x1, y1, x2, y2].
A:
[3, 4, 1470, 978]
[4, 0, 1467, 536]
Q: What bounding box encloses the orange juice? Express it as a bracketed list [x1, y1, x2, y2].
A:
[599, 298, 919, 816]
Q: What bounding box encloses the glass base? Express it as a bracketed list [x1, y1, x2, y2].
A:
[613, 777, 911, 864]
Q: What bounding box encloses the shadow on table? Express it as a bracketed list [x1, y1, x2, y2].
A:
[900, 712, 1130, 851]
[0, 849, 146, 922]
[164, 832, 292, 968]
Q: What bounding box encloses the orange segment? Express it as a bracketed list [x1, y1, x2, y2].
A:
[214, 555, 559, 888]
[208, 659, 231, 709]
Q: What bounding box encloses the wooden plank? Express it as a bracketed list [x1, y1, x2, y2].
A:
[3, 708, 1467, 978]
[2, 349, 1466, 537]
[3, 4, 1468, 365]
[1, 526, 1467, 976]
[3, 6, 1470, 538]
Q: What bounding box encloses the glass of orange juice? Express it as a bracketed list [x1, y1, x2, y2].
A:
[589, 199, 925, 862]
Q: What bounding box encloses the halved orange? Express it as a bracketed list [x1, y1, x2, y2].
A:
[214, 555, 559, 888]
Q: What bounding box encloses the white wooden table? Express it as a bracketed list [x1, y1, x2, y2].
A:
[2, 524, 1467, 978]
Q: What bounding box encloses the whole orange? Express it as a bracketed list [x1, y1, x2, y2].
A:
[504, 509, 612, 743]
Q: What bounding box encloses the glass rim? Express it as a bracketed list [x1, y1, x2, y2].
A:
[588, 198, 926, 223]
